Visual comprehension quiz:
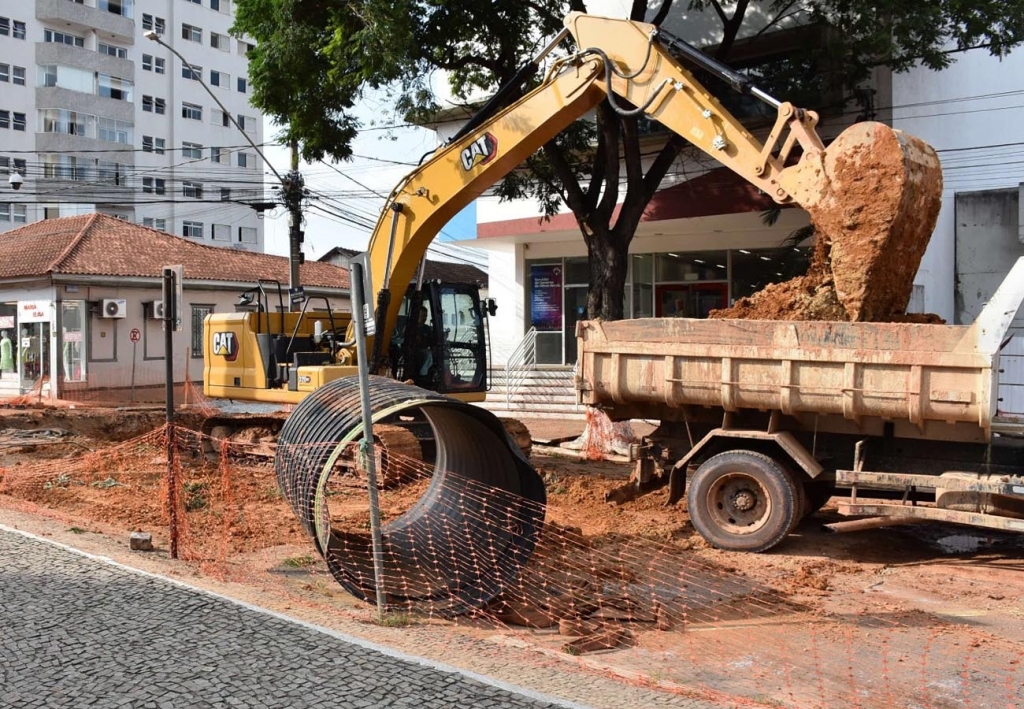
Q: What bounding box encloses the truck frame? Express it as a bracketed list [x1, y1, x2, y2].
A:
[577, 258, 1024, 551]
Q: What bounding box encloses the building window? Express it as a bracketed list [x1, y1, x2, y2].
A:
[142, 177, 166, 195]
[97, 117, 132, 144]
[212, 109, 230, 127]
[142, 95, 153, 112]
[211, 32, 229, 51]
[11, 67, 24, 86]
[97, 0, 132, 19]
[191, 305, 213, 357]
[143, 217, 167, 231]
[211, 224, 230, 241]
[0, 204, 21, 222]
[0, 18, 8, 36]
[13, 21, 26, 40]
[0, 64, 7, 82]
[236, 77, 247, 93]
[210, 70, 229, 88]
[238, 226, 257, 244]
[183, 221, 203, 239]
[186, 0, 201, 4]
[12, 113, 25, 132]
[142, 135, 152, 152]
[43, 155, 86, 180]
[98, 43, 128, 59]
[182, 103, 202, 121]
[154, 98, 166, 115]
[143, 54, 164, 73]
[0, 111, 8, 129]
[39, 109, 93, 137]
[236, 114, 255, 131]
[182, 24, 202, 43]
[238, 40, 255, 55]
[142, 136, 166, 155]
[210, 147, 223, 163]
[220, 187, 230, 201]
[142, 15, 165, 34]
[182, 142, 202, 159]
[98, 74, 133, 102]
[237, 152, 254, 168]
[183, 182, 203, 199]
[45, 29, 85, 47]
[181, 64, 202, 81]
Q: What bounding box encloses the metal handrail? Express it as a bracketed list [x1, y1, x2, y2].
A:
[505, 327, 538, 408]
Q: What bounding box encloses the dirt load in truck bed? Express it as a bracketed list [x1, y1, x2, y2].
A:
[712, 122, 943, 322]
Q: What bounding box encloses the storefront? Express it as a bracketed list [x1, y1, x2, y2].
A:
[0, 299, 60, 398]
[525, 246, 810, 365]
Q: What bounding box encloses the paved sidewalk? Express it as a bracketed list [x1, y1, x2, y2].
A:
[0, 528, 580, 709]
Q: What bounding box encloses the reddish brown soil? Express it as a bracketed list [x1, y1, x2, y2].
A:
[712, 123, 943, 323]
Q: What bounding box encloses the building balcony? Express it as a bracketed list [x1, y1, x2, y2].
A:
[35, 42, 133, 81]
[35, 87, 134, 123]
[35, 0, 135, 43]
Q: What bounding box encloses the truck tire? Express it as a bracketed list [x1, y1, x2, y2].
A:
[687, 450, 801, 552]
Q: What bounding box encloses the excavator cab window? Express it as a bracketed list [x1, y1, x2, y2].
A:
[390, 283, 487, 394]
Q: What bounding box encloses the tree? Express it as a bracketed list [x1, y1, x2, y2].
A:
[234, 0, 1024, 320]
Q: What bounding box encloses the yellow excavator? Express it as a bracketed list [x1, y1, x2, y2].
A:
[202, 13, 941, 613]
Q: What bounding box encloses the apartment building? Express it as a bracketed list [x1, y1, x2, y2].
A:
[0, 0, 265, 251]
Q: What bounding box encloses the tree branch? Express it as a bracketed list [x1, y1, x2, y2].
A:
[594, 103, 621, 223]
[708, 0, 729, 26]
[641, 134, 685, 204]
[630, 0, 648, 22]
[751, 0, 799, 40]
[650, 0, 674, 27]
[585, 130, 607, 213]
[716, 0, 750, 59]
[543, 142, 589, 217]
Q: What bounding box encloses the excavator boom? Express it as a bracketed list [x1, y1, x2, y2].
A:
[357, 12, 941, 372]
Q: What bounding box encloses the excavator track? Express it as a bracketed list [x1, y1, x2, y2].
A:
[274, 375, 545, 616]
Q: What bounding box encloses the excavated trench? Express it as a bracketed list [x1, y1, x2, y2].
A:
[274, 375, 545, 616]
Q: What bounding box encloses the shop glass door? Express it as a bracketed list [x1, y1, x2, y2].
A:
[19, 322, 51, 393]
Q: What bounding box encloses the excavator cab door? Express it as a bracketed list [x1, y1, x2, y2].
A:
[390, 282, 488, 395]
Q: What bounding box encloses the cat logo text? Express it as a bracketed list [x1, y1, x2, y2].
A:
[461, 133, 498, 171]
[212, 331, 239, 362]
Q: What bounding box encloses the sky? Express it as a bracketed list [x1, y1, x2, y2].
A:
[258, 90, 484, 268]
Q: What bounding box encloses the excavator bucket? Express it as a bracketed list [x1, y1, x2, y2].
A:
[786, 122, 943, 321]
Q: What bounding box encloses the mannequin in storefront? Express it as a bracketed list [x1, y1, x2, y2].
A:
[0, 330, 13, 375]
[20, 327, 39, 380]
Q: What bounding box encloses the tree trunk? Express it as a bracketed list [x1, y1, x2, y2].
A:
[585, 228, 628, 320]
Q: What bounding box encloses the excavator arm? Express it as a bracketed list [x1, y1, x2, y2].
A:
[355, 12, 831, 369]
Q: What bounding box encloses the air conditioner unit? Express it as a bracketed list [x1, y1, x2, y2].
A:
[100, 298, 127, 319]
[147, 300, 165, 320]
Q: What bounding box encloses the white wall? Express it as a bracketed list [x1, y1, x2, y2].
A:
[893, 47, 1024, 322]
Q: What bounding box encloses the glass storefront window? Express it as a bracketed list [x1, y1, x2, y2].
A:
[60, 301, 86, 382]
[0, 303, 16, 380]
[656, 251, 728, 283]
[631, 254, 653, 318]
[730, 247, 811, 303]
[563, 257, 589, 285]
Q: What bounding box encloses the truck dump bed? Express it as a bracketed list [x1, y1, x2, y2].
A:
[576, 259, 1024, 440]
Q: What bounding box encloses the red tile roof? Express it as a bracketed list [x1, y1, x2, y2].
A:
[0, 214, 349, 289]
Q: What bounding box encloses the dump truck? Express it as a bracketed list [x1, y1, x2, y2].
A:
[577, 259, 1024, 552]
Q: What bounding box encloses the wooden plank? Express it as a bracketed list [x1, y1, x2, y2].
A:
[837, 503, 1024, 531]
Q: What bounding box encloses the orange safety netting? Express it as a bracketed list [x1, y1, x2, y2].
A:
[0, 422, 1021, 709]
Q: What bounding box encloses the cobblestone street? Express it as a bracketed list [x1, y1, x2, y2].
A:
[0, 528, 582, 709]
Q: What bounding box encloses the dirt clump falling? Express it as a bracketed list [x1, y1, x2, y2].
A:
[712, 122, 943, 322]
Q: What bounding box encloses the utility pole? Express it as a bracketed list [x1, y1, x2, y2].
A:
[284, 139, 305, 310]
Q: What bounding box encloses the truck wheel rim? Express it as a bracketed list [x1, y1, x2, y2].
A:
[706, 473, 771, 534]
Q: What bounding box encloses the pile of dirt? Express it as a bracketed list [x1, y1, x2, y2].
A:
[712, 123, 944, 323]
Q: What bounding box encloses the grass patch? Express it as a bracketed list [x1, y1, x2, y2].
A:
[281, 554, 318, 569]
[378, 612, 414, 628]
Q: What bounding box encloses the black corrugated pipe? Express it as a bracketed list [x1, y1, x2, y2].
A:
[275, 376, 546, 616]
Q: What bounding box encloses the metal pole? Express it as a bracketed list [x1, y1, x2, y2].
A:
[286, 140, 304, 311]
[130, 340, 137, 403]
[162, 267, 178, 559]
[351, 262, 388, 620]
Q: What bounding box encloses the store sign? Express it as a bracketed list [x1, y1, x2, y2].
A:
[20, 301, 52, 323]
[530, 265, 562, 331]
[0, 315, 13, 329]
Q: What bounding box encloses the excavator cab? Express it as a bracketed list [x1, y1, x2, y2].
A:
[389, 282, 489, 395]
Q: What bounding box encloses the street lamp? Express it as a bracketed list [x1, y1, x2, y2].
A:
[143, 30, 305, 307]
